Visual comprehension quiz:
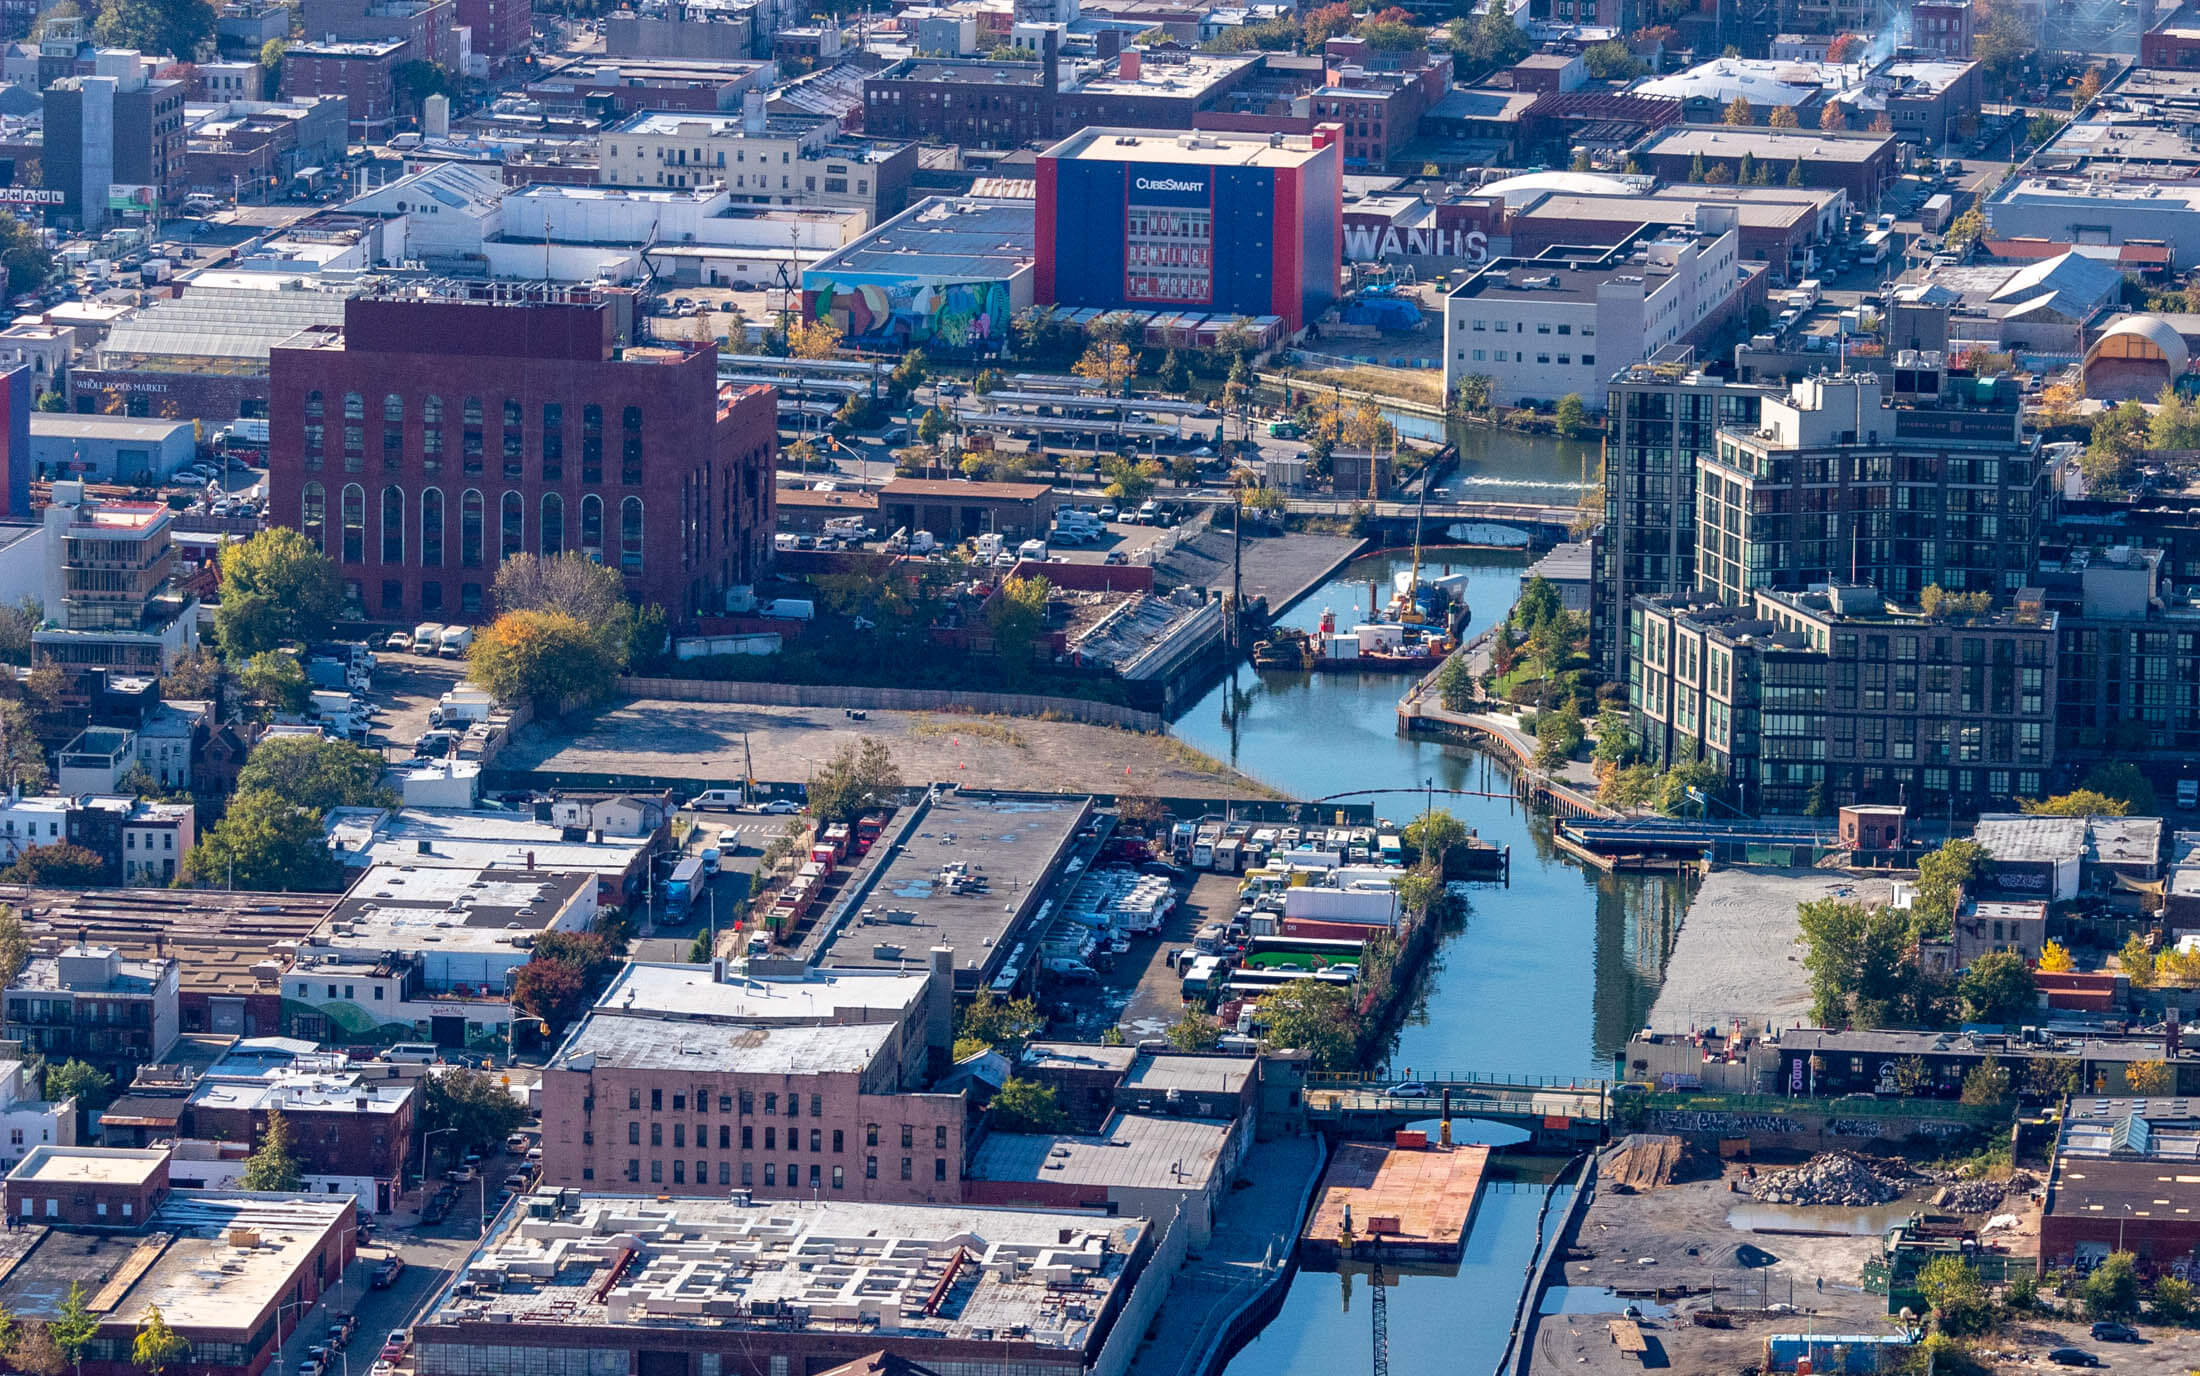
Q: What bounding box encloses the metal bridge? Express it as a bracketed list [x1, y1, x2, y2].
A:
[1303, 1073, 1614, 1147]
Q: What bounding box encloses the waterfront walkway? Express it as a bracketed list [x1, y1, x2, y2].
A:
[1394, 651, 1612, 819]
[1130, 1132, 1328, 1376]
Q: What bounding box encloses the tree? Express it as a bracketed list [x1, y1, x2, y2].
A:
[1826, 31, 1864, 61]
[990, 1078, 1068, 1133]
[93, 0, 214, 59]
[2024, 1055, 2079, 1099]
[1916, 1255, 1993, 1335]
[1799, 898, 1919, 1028]
[806, 737, 903, 824]
[1355, 18, 1420, 49]
[956, 987, 1044, 1053]
[1534, 700, 1583, 767]
[232, 650, 309, 715]
[2150, 1273, 2194, 1322]
[214, 593, 285, 662]
[44, 1060, 112, 1110]
[1869, 111, 1892, 134]
[1787, 158, 1805, 187]
[2075, 65, 2103, 108]
[2151, 385, 2200, 451]
[420, 1067, 524, 1156]
[48, 1286, 94, 1376]
[0, 843, 106, 887]
[1166, 1010, 1222, 1052]
[1453, 1, 1529, 68]
[181, 791, 341, 891]
[1436, 653, 1476, 711]
[2020, 789, 2129, 817]
[1401, 809, 1468, 869]
[238, 1107, 304, 1191]
[2037, 939, 2075, 973]
[1072, 340, 1135, 396]
[1703, 160, 1736, 185]
[988, 575, 1052, 667]
[14, 1325, 66, 1376]
[1958, 1055, 2010, 1106]
[1738, 150, 1758, 185]
[1253, 979, 1355, 1069]
[493, 551, 628, 626]
[1452, 374, 1493, 416]
[392, 60, 458, 118]
[1911, 838, 1987, 937]
[784, 316, 842, 360]
[1581, 40, 1641, 79]
[236, 736, 395, 813]
[0, 212, 51, 298]
[2121, 933, 2158, 988]
[2085, 1250, 2140, 1317]
[258, 35, 284, 96]
[512, 957, 590, 1034]
[2125, 1058, 2174, 1094]
[1722, 95, 1754, 125]
[131, 1305, 188, 1376]
[1944, 207, 1986, 251]
[1958, 950, 2036, 1024]
[1554, 393, 1586, 438]
[159, 647, 224, 704]
[0, 906, 25, 986]
[468, 609, 625, 712]
[1100, 455, 1164, 503]
[2080, 762, 2158, 816]
[218, 529, 342, 649]
[1767, 103, 1799, 128]
[1819, 100, 1847, 131]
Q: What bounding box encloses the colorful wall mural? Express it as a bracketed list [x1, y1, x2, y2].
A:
[811, 277, 1012, 353]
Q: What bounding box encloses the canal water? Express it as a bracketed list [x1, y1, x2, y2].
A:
[1170, 546, 1690, 1376]
[1437, 423, 1600, 509]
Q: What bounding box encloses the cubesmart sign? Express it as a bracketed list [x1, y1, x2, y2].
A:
[1128, 171, 1211, 206]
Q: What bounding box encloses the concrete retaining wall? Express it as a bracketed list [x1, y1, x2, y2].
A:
[618, 676, 1164, 731]
[1642, 1106, 1985, 1150]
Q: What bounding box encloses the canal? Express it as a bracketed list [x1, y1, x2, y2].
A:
[1169, 546, 1689, 1376]
[1437, 423, 1600, 508]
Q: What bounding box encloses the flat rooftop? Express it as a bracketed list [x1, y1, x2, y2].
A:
[1044, 126, 1325, 169]
[591, 962, 931, 1024]
[29, 415, 194, 442]
[314, 864, 594, 956]
[429, 1195, 1148, 1345]
[893, 58, 1048, 87]
[0, 1193, 352, 1333]
[1973, 814, 2164, 867]
[804, 196, 1034, 283]
[9, 1146, 167, 1187]
[611, 109, 829, 137]
[1018, 1041, 1137, 1075]
[551, 1011, 896, 1075]
[189, 1065, 413, 1117]
[1640, 125, 1892, 164]
[323, 808, 652, 881]
[814, 794, 1090, 976]
[1070, 52, 1254, 97]
[968, 1111, 1230, 1191]
[1517, 188, 1825, 231]
[1120, 1053, 1253, 1099]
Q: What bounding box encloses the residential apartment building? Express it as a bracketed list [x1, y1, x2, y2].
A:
[599, 101, 916, 226]
[1692, 374, 2048, 607]
[32, 483, 200, 690]
[267, 284, 778, 623]
[1594, 358, 1771, 677]
[120, 801, 193, 886]
[1631, 583, 2058, 814]
[43, 56, 186, 230]
[0, 1061, 75, 1174]
[2, 944, 180, 1083]
[1443, 216, 1756, 412]
[2042, 544, 2200, 768]
[536, 957, 963, 1201]
[181, 1046, 416, 1210]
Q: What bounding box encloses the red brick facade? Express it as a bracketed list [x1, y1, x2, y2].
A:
[267, 290, 777, 624]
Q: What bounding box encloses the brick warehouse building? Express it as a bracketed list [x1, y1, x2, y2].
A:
[1036, 126, 1341, 334]
[268, 284, 777, 623]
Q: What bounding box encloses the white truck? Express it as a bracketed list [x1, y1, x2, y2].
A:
[429, 688, 496, 729]
[412, 623, 445, 655]
[437, 625, 475, 658]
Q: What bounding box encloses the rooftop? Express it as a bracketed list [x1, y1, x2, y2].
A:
[323, 808, 653, 883]
[426, 1195, 1147, 1344]
[551, 1012, 896, 1074]
[590, 963, 932, 1024]
[28, 415, 194, 442]
[1043, 126, 1329, 169]
[1119, 1054, 1253, 1099]
[1972, 813, 2165, 867]
[1640, 124, 1893, 164]
[611, 108, 830, 137]
[188, 1066, 413, 1117]
[310, 863, 595, 957]
[804, 196, 1034, 284]
[968, 1111, 1230, 1191]
[9, 1145, 167, 1187]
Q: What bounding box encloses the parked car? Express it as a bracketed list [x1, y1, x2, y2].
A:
[760, 799, 801, 814]
[381, 1334, 410, 1363]
[1387, 1081, 1431, 1098]
[372, 1256, 405, 1289]
[2049, 1349, 2105, 1368]
[2090, 1322, 2141, 1342]
[506, 1133, 531, 1153]
[384, 631, 412, 652]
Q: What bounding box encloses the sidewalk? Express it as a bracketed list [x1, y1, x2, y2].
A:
[1129, 1132, 1328, 1376]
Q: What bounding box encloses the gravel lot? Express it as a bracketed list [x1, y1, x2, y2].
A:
[505, 698, 1277, 798]
[1644, 869, 1893, 1035]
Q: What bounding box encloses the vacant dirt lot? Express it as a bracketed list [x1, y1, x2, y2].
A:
[504, 698, 1279, 798]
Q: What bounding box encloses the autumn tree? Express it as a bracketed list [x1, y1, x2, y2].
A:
[1072, 340, 1136, 395]
[1826, 31, 1864, 62]
[131, 1305, 188, 1376]
[1767, 103, 1799, 128]
[2020, 789, 2129, 817]
[2075, 65, 2103, 108]
[1819, 100, 1847, 131]
[2125, 1059, 2174, 1094]
[806, 737, 903, 823]
[1723, 95, 1754, 125]
[467, 609, 626, 711]
[784, 316, 842, 360]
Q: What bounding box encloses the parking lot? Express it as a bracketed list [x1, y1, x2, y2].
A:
[361, 654, 471, 756]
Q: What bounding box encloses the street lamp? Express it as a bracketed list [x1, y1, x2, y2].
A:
[272, 1296, 312, 1374]
[420, 1126, 455, 1195]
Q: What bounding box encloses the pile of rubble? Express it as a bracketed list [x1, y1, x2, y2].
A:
[1930, 1172, 2038, 1215]
[1749, 1152, 1907, 1207]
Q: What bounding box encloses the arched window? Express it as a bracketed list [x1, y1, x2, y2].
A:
[421, 488, 444, 567]
[540, 493, 564, 557]
[383, 393, 404, 423]
[341, 484, 364, 564]
[580, 494, 604, 558]
[381, 485, 404, 564]
[461, 489, 483, 568]
[343, 392, 364, 420]
[501, 491, 523, 558]
[620, 496, 644, 573]
[302, 482, 326, 552]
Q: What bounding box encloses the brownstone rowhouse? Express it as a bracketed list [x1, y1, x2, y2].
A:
[268, 286, 778, 624]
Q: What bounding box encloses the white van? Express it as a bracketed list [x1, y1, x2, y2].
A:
[379, 1043, 441, 1065]
[1017, 538, 1048, 562]
[688, 788, 745, 812]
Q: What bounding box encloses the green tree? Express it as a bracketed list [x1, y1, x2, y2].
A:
[0, 906, 26, 985]
[1798, 898, 1918, 1028]
[44, 1060, 112, 1110]
[0, 212, 52, 297]
[391, 58, 454, 115]
[420, 1067, 524, 1157]
[1100, 454, 1164, 502]
[1253, 979, 1356, 1069]
[181, 790, 341, 891]
[2079, 761, 2158, 815]
[131, 1305, 188, 1376]
[2020, 789, 2129, 817]
[218, 529, 342, 648]
[2085, 1250, 2140, 1317]
[258, 36, 285, 97]
[990, 1078, 1068, 1133]
[1450, 1, 1528, 69]
[1166, 1010, 1222, 1051]
[1916, 1255, 1993, 1335]
[1554, 393, 1586, 438]
[1581, 39, 1642, 78]
[0, 844, 106, 887]
[1436, 653, 1476, 711]
[2121, 933, 2158, 989]
[956, 987, 1045, 1054]
[1910, 837, 1987, 937]
[1401, 809, 1468, 869]
[92, 0, 214, 57]
[1959, 1055, 2011, 1106]
[1354, 18, 1420, 48]
[48, 1285, 95, 1376]
[232, 650, 309, 715]
[1534, 699, 1583, 767]
[2023, 1055, 2079, 1099]
[988, 575, 1052, 667]
[238, 1107, 304, 1191]
[1944, 207, 1987, 252]
[2150, 1273, 2193, 1321]
[467, 609, 625, 711]
[806, 737, 903, 824]
[1958, 950, 2036, 1024]
[235, 736, 395, 812]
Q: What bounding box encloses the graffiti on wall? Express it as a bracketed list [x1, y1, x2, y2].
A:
[813, 278, 1011, 353]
